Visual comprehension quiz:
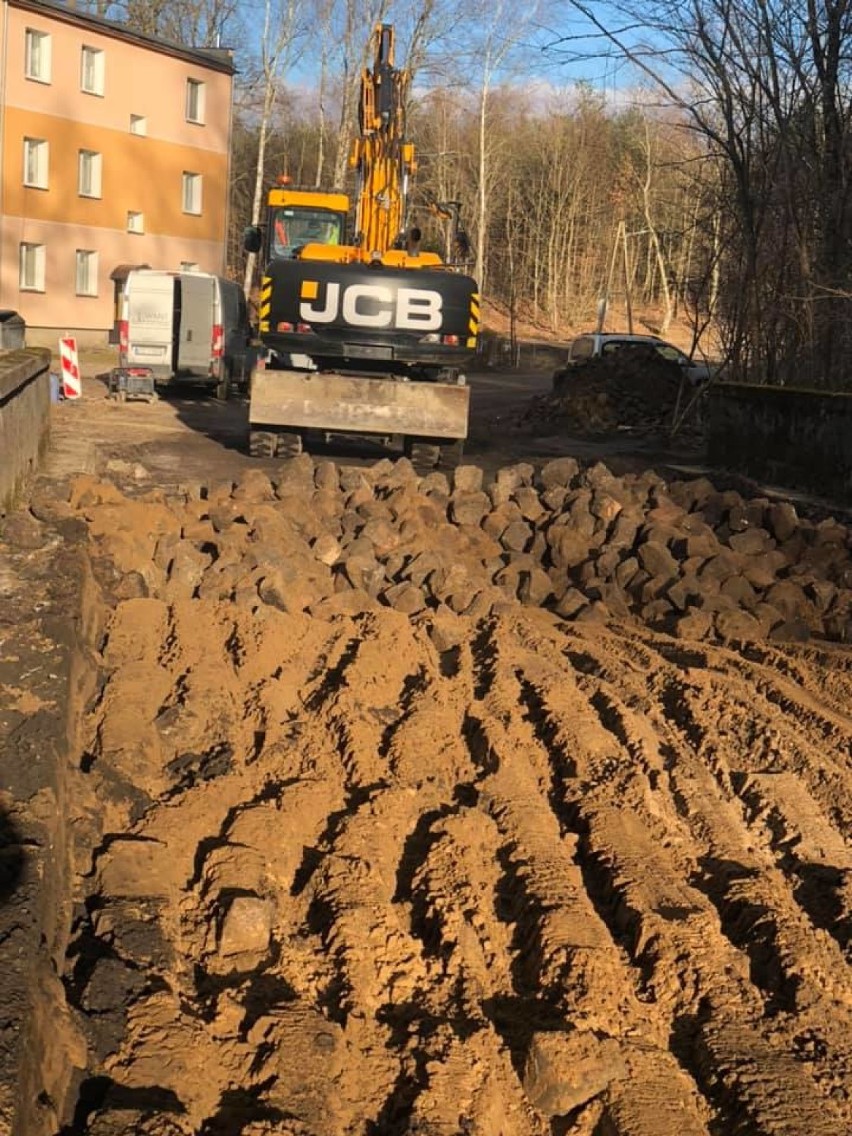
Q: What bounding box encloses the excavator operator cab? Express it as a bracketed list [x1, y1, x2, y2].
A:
[271, 208, 344, 259]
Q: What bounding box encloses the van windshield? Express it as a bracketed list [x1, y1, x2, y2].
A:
[271, 208, 343, 258]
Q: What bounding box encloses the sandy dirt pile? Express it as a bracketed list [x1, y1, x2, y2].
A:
[38, 456, 852, 1134]
[524, 349, 697, 437]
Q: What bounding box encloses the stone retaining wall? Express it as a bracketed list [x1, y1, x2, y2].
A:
[707, 383, 852, 506]
[0, 350, 52, 514]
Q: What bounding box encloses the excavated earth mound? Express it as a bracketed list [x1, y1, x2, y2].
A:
[525, 349, 700, 437]
[28, 456, 852, 1134]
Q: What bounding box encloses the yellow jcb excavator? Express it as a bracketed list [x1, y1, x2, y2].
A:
[243, 23, 479, 469]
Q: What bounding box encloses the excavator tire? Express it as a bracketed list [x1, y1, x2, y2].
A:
[249, 429, 277, 458]
[404, 438, 441, 473]
[275, 429, 303, 459]
[437, 439, 464, 471]
[249, 428, 304, 459]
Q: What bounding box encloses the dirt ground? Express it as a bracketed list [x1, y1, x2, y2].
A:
[2, 360, 852, 1136]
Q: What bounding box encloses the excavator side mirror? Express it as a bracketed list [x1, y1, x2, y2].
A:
[243, 226, 262, 254]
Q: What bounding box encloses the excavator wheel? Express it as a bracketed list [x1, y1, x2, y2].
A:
[404, 438, 441, 473]
[275, 429, 304, 459]
[437, 439, 464, 471]
[249, 429, 277, 458]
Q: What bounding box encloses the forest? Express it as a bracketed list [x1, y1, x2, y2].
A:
[82, 0, 852, 389]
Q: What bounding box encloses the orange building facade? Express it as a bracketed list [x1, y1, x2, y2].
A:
[0, 0, 235, 342]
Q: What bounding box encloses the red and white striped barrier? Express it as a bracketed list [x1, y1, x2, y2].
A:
[59, 335, 82, 399]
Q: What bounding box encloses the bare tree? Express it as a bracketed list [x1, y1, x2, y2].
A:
[242, 0, 304, 298]
[554, 1, 852, 388]
[94, 0, 240, 45]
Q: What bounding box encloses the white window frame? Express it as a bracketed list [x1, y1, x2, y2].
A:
[182, 171, 202, 215]
[185, 78, 206, 124]
[127, 211, 145, 234]
[25, 28, 51, 83]
[129, 114, 147, 136]
[23, 138, 49, 189]
[19, 243, 46, 292]
[78, 149, 102, 198]
[75, 249, 99, 297]
[80, 45, 105, 95]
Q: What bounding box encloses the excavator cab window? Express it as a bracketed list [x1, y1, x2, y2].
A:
[271, 208, 343, 258]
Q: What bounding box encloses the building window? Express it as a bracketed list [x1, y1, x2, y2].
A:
[19, 243, 46, 291]
[78, 150, 102, 198]
[23, 138, 49, 189]
[75, 250, 98, 296]
[25, 28, 51, 82]
[182, 172, 202, 215]
[80, 45, 104, 95]
[185, 79, 205, 124]
[130, 114, 147, 136]
[127, 211, 144, 234]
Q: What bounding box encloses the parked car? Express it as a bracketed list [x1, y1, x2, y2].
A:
[552, 332, 714, 391]
[119, 269, 252, 399]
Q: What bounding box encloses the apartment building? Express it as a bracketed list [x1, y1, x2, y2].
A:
[0, 0, 235, 344]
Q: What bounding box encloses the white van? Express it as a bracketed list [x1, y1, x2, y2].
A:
[118, 270, 251, 399]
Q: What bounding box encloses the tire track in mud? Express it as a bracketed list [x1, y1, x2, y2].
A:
[66, 595, 852, 1133]
[506, 620, 852, 1131]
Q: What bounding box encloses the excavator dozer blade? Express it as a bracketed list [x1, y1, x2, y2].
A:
[249, 369, 470, 440]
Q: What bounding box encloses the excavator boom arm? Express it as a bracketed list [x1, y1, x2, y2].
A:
[350, 24, 415, 254]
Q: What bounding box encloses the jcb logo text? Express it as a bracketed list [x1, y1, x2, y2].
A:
[300, 281, 442, 331]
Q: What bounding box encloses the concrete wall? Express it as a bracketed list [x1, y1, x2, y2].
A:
[707, 383, 852, 505]
[0, 348, 51, 513]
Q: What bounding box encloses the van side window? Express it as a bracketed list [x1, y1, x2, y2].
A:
[572, 337, 593, 360]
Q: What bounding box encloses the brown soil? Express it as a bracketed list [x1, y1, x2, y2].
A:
[526, 349, 702, 440]
[2, 367, 852, 1136]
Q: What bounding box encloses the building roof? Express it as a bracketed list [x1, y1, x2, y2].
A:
[8, 0, 236, 74]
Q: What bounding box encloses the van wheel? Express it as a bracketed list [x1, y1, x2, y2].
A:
[215, 363, 231, 402]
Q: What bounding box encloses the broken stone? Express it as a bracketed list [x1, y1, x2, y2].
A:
[501, 520, 534, 553]
[769, 618, 812, 643]
[232, 468, 275, 502]
[538, 457, 579, 490]
[728, 528, 773, 555]
[449, 490, 490, 527]
[518, 568, 554, 607]
[312, 532, 341, 566]
[314, 460, 340, 492]
[451, 464, 484, 493]
[513, 486, 545, 522]
[218, 895, 273, 958]
[383, 582, 427, 615]
[553, 587, 588, 619]
[637, 540, 678, 580]
[674, 610, 714, 640]
[715, 609, 763, 641]
[548, 525, 592, 571]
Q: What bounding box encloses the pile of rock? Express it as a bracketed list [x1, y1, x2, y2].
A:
[525, 347, 698, 437]
[62, 453, 852, 644]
